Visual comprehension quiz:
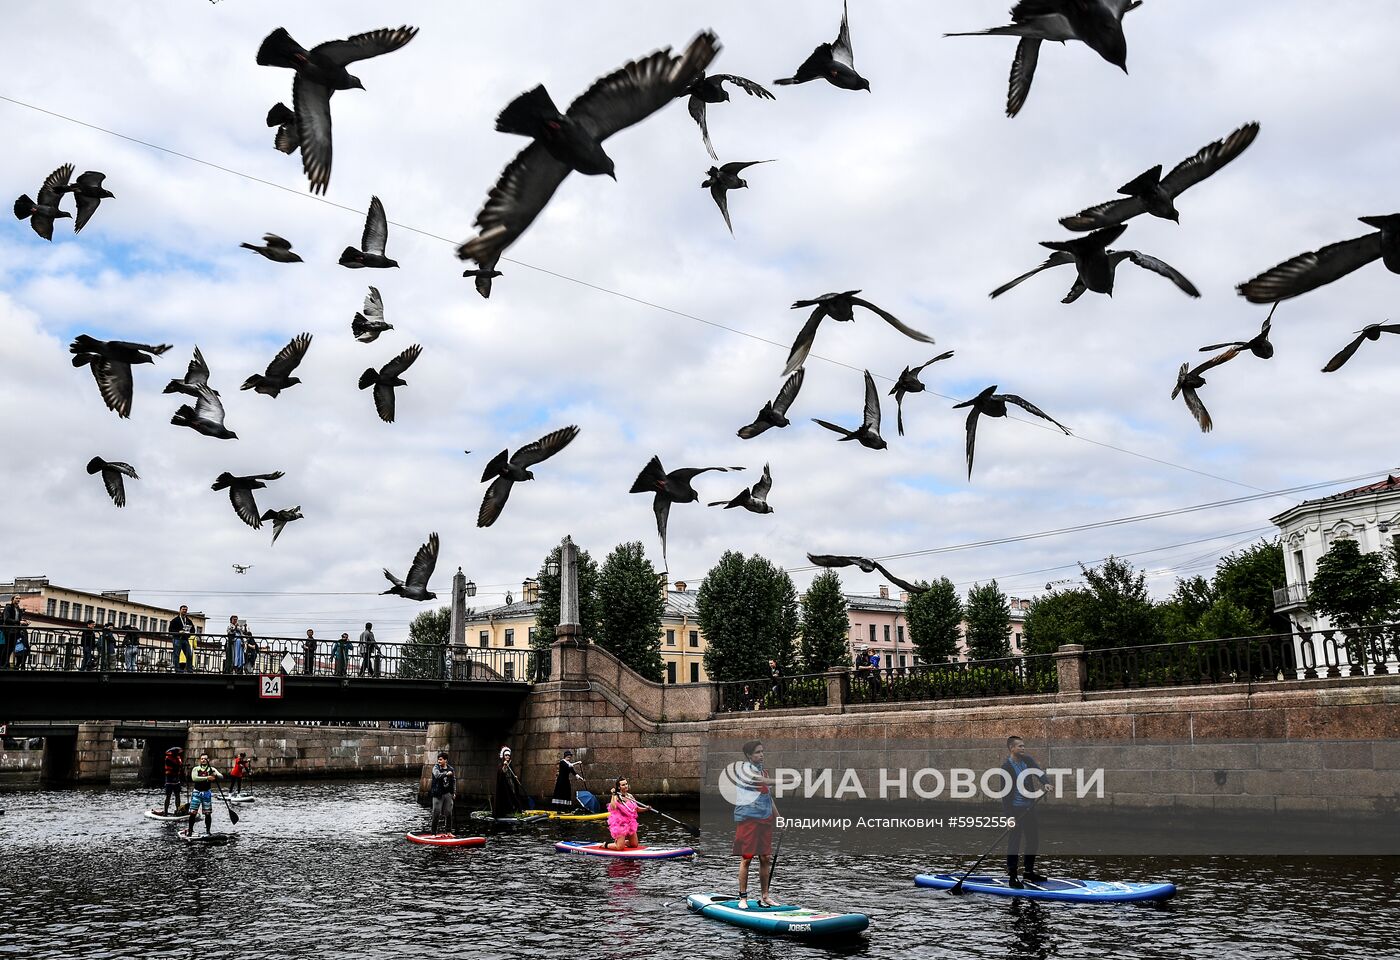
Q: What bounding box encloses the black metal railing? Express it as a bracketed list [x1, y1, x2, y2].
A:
[716, 673, 830, 713]
[0, 625, 541, 683]
[1085, 623, 1400, 691]
[848, 654, 1059, 705]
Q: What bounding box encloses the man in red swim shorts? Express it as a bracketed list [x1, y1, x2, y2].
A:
[732, 739, 779, 909]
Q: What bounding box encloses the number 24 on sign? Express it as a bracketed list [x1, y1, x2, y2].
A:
[259, 674, 284, 699]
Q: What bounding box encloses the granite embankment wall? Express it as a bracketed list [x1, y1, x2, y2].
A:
[186, 725, 424, 779]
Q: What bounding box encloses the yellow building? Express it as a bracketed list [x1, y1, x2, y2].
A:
[0, 575, 207, 634]
[464, 578, 710, 683]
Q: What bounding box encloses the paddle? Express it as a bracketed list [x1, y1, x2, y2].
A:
[639, 800, 701, 838]
[948, 794, 1043, 896]
[213, 776, 240, 826]
[767, 826, 785, 889]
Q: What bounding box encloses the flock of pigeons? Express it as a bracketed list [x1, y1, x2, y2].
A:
[19, 3, 1400, 603]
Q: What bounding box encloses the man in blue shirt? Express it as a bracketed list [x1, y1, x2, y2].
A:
[1000, 735, 1053, 887]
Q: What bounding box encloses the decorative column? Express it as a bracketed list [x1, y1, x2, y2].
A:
[449, 567, 467, 680]
[1054, 643, 1086, 701]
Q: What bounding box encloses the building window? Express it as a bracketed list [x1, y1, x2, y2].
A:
[505, 628, 515, 647]
[59, 601, 69, 619]
[118, 611, 127, 627]
[528, 627, 536, 645]
[666, 629, 675, 646]
[688, 630, 699, 648]
[1013, 631, 1022, 651]
[897, 625, 905, 643]
[503, 662, 515, 680]
[46, 599, 56, 617]
[1293, 550, 1306, 588]
[479, 630, 489, 648]
[140, 616, 148, 630]
[666, 661, 677, 684]
[689, 662, 699, 683]
[869, 624, 876, 644]
[85, 605, 94, 622]
[883, 624, 890, 643]
[899, 654, 907, 667]
[96, 607, 105, 623]
[160, 620, 168, 632]
[853, 623, 861, 639]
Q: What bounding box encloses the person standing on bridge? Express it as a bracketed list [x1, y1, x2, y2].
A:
[10, 619, 30, 670]
[732, 739, 780, 910]
[302, 629, 317, 676]
[170, 606, 196, 674]
[358, 623, 379, 677]
[429, 752, 456, 834]
[161, 746, 185, 816]
[334, 633, 351, 677]
[1, 594, 22, 669]
[80, 619, 98, 672]
[224, 616, 246, 674]
[122, 623, 141, 671]
[185, 753, 224, 837]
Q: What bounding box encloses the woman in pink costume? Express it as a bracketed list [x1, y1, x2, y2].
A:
[603, 776, 653, 850]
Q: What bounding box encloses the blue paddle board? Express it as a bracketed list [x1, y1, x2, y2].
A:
[687, 893, 869, 939]
[915, 873, 1176, 903]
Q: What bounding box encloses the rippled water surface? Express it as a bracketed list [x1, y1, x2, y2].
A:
[0, 780, 1395, 959]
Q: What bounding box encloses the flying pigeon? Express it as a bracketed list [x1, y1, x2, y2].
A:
[990, 225, 1200, 302]
[352, 286, 393, 342]
[171, 384, 238, 440]
[14, 164, 73, 240]
[462, 268, 503, 298]
[383, 532, 440, 601]
[256, 26, 419, 194]
[677, 70, 775, 160]
[358, 343, 422, 423]
[339, 196, 398, 268]
[1237, 215, 1400, 304]
[163, 346, 216, 398]
[1171, 350, 1237, 432]
[738, 368, 804, 439]
[477, 426, 580, 528]
[775, 0, 870, 91]
[1061, 123, 1260, 231]
[946, 0, 1141, 117]
[703, 160, 773, 234]
[708, 462, 774, 514]
[59, 171, 114, 234]
[1199, 302, 1278, 360]
[813, 369, 887, 450]
[954, 385, 1071, 478]
[211, 471, 284, 529]
[259, 506, 304, 544]
[806, 553, 927, 595]
[266, 102, 299, 153]
[784, 291, 934, 377]
[889, 351, 955, 436]
[240, 233, 303, 263]
[1322, 323, 1400, 373]
[69, 335, 172, 418]
[629, 456, 743, 565]
[456, 31, 720, 297]
[86, 457, 138, 508]
[242, 333, 311, 397]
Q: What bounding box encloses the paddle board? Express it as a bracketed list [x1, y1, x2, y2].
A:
[470, 811, 551, 826]
[687, 893, 869, 939]
[227, 796, 256, 805]
[524, 808, 610, 822]
[914, 873, 1177, 903]
[555, 840, 694, 860]
[406, 832, 487, 847]
[145, 809, 186, 821]
[179, 832, 233, 845]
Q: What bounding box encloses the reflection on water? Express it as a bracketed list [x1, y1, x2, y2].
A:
[0, 780, 1394, 959]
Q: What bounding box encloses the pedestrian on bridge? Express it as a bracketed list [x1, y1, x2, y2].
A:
[334, 633, 351, 677]
[302, 629, 317, 676]
[80, 619, 98, 671]
[429, 752, 456, 834]
[242, 626, 261, 673]
[10, 620, 30, 670]
[358, 623, 379, 677]
[225, 616, 247, 674]
[1, 594, 22, 669]
[121, 624, 140, 671]
[170, 606, 196, 674]
[100, 622, 117, 670]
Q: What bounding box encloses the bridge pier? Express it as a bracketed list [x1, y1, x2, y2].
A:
[138, 732, 190, 786]
[417, 721, 516, 807]
[72, 721, 116, 784]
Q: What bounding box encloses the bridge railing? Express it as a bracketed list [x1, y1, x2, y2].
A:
[1084, 622, 1400, 691]
[715, 673, 830, 712]
[848, 653, 1060, 705]
[0, 625, 542, 683]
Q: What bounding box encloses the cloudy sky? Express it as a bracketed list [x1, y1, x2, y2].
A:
[2, 1, 1396, 640]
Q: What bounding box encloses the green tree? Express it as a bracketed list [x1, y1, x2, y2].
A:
[1079, 556, 1159, 649]
[400, 606, 451, 679]
[965, 580, 1012, 660]
[906, 577, 962, 663]
[534, 543, 601, 650]
[699, 551, 800, 682]
[1213, 540, 1288, 633]
[1022, 588, 1091, 656]
[596, 541, 665, 681]
[1157, 575, 1216, 644]
[800, 570, 852, 671]
[1308, 538, 1400, 630]
[1195, 596, 1260, 640]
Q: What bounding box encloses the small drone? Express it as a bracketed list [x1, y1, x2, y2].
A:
[232, 564, 253, 575]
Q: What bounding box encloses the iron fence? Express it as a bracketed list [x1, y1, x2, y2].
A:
[1085, 622, 1400, 691]
[0, 625, 541, 683]
[848, 654, 1059, 705]
[716, 673, 830, 713]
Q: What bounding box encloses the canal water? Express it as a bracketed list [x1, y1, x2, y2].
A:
[0, 780, 1393, 959]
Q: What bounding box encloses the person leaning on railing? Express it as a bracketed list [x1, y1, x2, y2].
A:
[10, 620, 30, 670]
[0, 594, 21, 669]
[121, 626, 141, 671]
[169, 606, 196, 674]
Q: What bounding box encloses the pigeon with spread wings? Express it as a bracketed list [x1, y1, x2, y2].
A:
[70, 335, 171, 419]
[1061, 123, 1260, 231]
[339, 196, 398, 268]
[807, 553, 927, 596]
[703, 160, 773, 234]
[352, 286, 393, 342]
[242, 333, 311, 398]
[783, 291, 935, 377]
[630, 456, 742, 566]
[241, 233, 303, 263]
[1171, 349, 1238, 433]
[259, 507, 304, 545]
[1238, 215, 1400, 304]
[171, 383, 238, 440]
[678, 70, 774, 159]
[163, 346, 215, 398]
[62, 171, 114, 234]
[456, 31, 720, 298]
[890, 351, 954, 436]
[358, 344, 422, 423]
[775, 0, 870, 90]
[15, 164, 74, 240]
[86, 457, 138, 508]
[813, 369, 887, 450]
[954, 385, 1071, 479]
[1322, 323, 1400, 373]
[256, 26, 418, 194]
[383, 532, 439, 601]
[477, 426, 580, 528]
[211, 472, 284, 530]
[990, 225, 1199, 302]
[1199, 302, 1278, 361]
[708, 463, 774, 514]
[738, 368, 804, 439]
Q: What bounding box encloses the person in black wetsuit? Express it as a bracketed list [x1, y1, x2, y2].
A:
[429, 752, 456, 834]
[491, 746, 527, 818]
[1002, 735, 1054, 888]
[550, 749, 585, 810]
